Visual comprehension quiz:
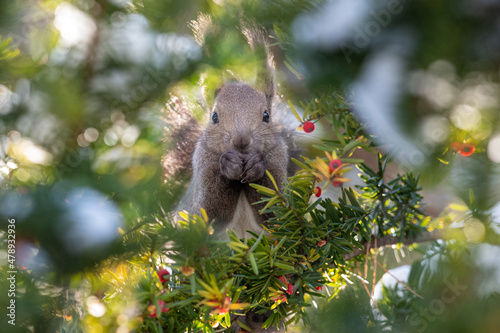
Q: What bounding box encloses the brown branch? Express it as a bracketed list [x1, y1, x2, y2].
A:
[355, 261, 371, 299]
[371, 237, 378, 296]
[342, 230, 442, 262]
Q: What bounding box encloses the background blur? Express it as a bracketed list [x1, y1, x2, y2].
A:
[1, 0, 500, 332]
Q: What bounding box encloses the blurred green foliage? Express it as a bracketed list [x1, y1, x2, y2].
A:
[0, 0, 499, 332]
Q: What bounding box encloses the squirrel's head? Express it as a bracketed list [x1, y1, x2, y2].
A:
[204, 82, 277, 154]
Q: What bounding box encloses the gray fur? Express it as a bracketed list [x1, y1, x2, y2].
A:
[178, 82, 289, 237]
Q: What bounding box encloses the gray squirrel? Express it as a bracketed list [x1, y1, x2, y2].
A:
[165, 82, 290, 325]
[178, 81, 290, 238]
[168, 22, 295, 238]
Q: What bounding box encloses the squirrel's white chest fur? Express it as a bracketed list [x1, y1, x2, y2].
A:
[225, 192, 262, 238]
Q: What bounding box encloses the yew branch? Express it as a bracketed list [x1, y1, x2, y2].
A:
[342, 230, 442, 261]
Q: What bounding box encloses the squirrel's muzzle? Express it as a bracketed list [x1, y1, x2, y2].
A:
[231, 133, 253, 152]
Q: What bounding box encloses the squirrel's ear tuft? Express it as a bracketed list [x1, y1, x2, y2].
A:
[214, 88, 221, 98]
[190, 13, 218, 49]
[263, 63, 275, 110]
[259, 55, 275, 110]
[242, 23, 275, 110]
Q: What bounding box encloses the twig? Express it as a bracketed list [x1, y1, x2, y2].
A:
[364, 242, 369, 279]
[355, 261, 371, 299]
[375, 261, 423, 299]
[371, 237, 378, 296]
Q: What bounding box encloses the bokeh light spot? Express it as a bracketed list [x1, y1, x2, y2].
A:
[77, 134, 90, 147]
[121, 126, 140, 147]
[9, 139, 53, 165]
[0, 85, 14, 115]
[87, 296, 106, 318]
[421, 116, 449, 143]
[60, 187, 123, 254]
[54, 3, 97, 47]
[464, 218, 486, 243]
[84, 127, 99, 142]
[104, 131, 118, 146]
[487, 134, 500, 163]
[15, 168, 30, 182]
[450, 104, 481, 130]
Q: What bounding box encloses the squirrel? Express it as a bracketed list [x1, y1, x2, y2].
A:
[178, 80, 290, 238]
[165, 21, 294, 238]
[162, 82, 291, 328]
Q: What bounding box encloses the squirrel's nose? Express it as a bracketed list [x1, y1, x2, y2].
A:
[231, 134, 252, 151]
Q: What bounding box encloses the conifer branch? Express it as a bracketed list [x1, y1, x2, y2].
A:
[342, 230, 442, 261]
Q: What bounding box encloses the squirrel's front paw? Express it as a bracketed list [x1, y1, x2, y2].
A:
[220, 150, 245, 180]
[242, 152, 266, 183]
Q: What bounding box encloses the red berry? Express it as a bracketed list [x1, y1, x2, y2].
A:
[329, 159, 342, 172]
[149, 300, 169, 318]
[314, 186, 321, 197]
[217, 307, 229, 315]
[333, 180, 342, 187]
[287, 283, 294, 295]
[315, 286, 323, 291]
[159, 300, 169, 313]
[459, 143, 475, 156]
[215, 296, 231, 315]
[157, 269, 170, 283]
[317, 239, 326, 247]
[303, 121, 315, 133]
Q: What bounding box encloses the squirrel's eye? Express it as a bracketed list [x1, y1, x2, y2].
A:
[263, 111, 270, 123]
[211, 112, 219, 124]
